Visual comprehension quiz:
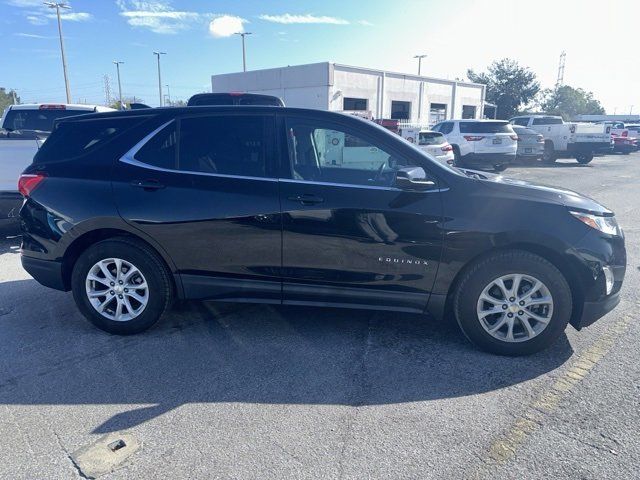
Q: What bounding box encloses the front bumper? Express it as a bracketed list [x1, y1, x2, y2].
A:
[575, 291, 621, 330]
[21, 254, 67, 291]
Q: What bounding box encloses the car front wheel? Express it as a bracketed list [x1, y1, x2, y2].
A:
[453, 250, 572, 355]
[71, 237, 173, 334]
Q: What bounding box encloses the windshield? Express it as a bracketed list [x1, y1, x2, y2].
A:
[2, 109, 91, 132]
[418, 132, 445, 145]
[459, 121, 513, 134]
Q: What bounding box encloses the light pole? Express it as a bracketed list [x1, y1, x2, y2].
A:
[113, 61, 124, 109]
[165, 84, 171, 105]
[235, 32, 252, 72]
[153, 51, 166, 107]
[44, 2, 72, 103]
[414, 54, 427, 76]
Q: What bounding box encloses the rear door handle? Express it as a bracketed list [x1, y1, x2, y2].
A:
[287, 194, 324, 205]
[131, 179, 165, 191]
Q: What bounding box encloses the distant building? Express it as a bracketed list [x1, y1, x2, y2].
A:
[211, 62, 486, 125]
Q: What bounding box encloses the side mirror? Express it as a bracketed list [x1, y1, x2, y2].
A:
[395, 167, 436, 191]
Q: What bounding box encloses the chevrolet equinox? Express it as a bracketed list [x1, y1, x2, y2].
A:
[18, 107, 626, 355]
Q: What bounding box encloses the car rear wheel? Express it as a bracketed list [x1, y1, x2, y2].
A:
[453, 250, 571, 355]
[71, 237, 173, 334]
[576, 153, 594, 164]
[542, 142, 557, 163]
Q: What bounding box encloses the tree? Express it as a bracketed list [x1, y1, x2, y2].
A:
[538, 85, 605, 120]
[467, 59, 540, 119]
[0, 88, 20, 112]
[109, 97, 145, 110]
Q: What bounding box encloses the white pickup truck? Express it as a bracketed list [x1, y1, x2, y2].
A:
[509, 115, 611, 164]
[0, 103, 114, 229]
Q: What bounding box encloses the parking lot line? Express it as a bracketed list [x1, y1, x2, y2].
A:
[476, 308, 636, 476]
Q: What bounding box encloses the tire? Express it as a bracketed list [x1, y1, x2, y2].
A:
[71, 237, 174, 334]
[576, 153, 594, 164]
[493, 164, 508, 172]
[542, 142, 557, 163]
[452, 146, 463, 166]
[453, 250, 572, 356]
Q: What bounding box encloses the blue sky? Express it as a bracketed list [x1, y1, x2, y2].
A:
[1, 0, 637, 112]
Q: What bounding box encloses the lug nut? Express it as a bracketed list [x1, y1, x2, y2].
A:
[124, 288, 129, 293]
[519, 300, 525, 306]
[119, 280, 123, 285]
[118, 294, 123, 299]
[502, 304, 508, 310]
[507, 313, 514, 318]
[518, 310, 524, 315]
[110, 290, 115, 295]
[110, 282, 115, 286]
[509, 297, 515, 302]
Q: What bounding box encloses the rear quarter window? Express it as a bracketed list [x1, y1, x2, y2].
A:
[418, 132, 445, 145]
[34, 116, 145, 164]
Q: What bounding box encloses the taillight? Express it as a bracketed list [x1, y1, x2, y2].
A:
[463, 136, 484, 141]
[622, 130, 628, 137]
[18, 173, 46, 197]
[510, 135, 518, 141]
[441, 144, 453, 152]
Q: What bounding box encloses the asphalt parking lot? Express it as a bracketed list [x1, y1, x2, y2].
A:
[1, 153, 638, 479]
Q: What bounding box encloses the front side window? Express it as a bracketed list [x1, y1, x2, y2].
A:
[511, 118, 530, 127]
[440, 122, 454, 134]
[286, 118, 415, 187]
[178, 115, 271, 178]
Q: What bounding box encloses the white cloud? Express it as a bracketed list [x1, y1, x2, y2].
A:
[258, 14, 349, 25]
[14, 32, 50, 38]
[10, 1, 92, 25]
[357, 20, 374, 26]
[116, 0, 208, 34]
[208, 15, 246, 38]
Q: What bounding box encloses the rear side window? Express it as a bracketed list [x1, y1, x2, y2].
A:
[459, 122, 513, 134]
[440, 122, 454, 134]
[178, 115, 272, 178]
[532, 117, 563, 125]
[418, 132, 445, 145]
[3, 108, 92, 132]
[511, 118, 529, 126]
[34, 117, 143, 164]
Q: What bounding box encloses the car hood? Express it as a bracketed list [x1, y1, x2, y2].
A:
[461, 169, 613, 215]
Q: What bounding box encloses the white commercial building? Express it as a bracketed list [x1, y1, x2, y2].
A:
[211, 62, 486, 125]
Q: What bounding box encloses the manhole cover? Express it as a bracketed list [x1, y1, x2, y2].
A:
[71, 432, 141, 478]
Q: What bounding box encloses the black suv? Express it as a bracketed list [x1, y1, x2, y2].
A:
[19, 107, 626, 355]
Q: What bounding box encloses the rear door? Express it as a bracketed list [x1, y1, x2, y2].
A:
[278, 113, 444, 312]
[113, 112, 282, 303]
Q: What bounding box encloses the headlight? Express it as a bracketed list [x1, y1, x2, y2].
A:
[570, 211, 619, 235]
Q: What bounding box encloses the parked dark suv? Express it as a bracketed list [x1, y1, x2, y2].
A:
[19, 107, 626, 355]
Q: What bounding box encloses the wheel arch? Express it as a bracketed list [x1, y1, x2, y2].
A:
[443, 242, 586, 329]
[61, 228, 182, 297]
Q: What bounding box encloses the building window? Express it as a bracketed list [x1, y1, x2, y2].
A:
[429, 103, 447, 124]
[391, 101, 411, 120]
[462, 105, 477, 119]
[343, 97, 368, 111]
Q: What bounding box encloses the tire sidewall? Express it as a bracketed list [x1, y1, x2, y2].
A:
[71, 240, 169, 334]
[454, 253, 572, 356]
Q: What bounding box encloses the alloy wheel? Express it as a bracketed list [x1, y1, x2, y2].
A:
[476, 273, 553, 343]
[85, 258, 149, 321]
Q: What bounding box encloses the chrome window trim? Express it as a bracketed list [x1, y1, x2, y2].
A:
[278, 178, 448, 193]
[118, 119, 277, 183]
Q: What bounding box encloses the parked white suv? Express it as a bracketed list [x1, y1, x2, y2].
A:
[0, 103, 114, 228]
[432, 120, 517, 171]
[416, 130, 455, 165]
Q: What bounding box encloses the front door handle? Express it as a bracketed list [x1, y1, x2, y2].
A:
[287, 194, 324, 205]
[131, 179, 165, 191]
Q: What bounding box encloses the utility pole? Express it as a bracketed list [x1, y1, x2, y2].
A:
[235, 32, 252, 72]
[44, 2, 72, 103]
[555, 51, 566, 90]
[113, 61, 124, 109]
[165, 84, 171, 105]
[153, 51, 166, 106]
[414, 54, 427, 76]
[12, 90, 18, 105]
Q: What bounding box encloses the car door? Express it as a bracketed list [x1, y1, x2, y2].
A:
[113, 112, 282, 303]
[278, 113, 444, 312]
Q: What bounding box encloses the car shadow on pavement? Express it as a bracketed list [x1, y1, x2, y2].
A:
[0, 235, 21, 255]
[0, 280, 574, 434]
[509, 160, 593, 169]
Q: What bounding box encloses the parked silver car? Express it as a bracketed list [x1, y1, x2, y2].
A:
[513, 126, 544, 160]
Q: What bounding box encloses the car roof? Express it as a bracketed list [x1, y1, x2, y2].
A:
[452, 119, 507, 123]
[7, 103, 114, 112]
